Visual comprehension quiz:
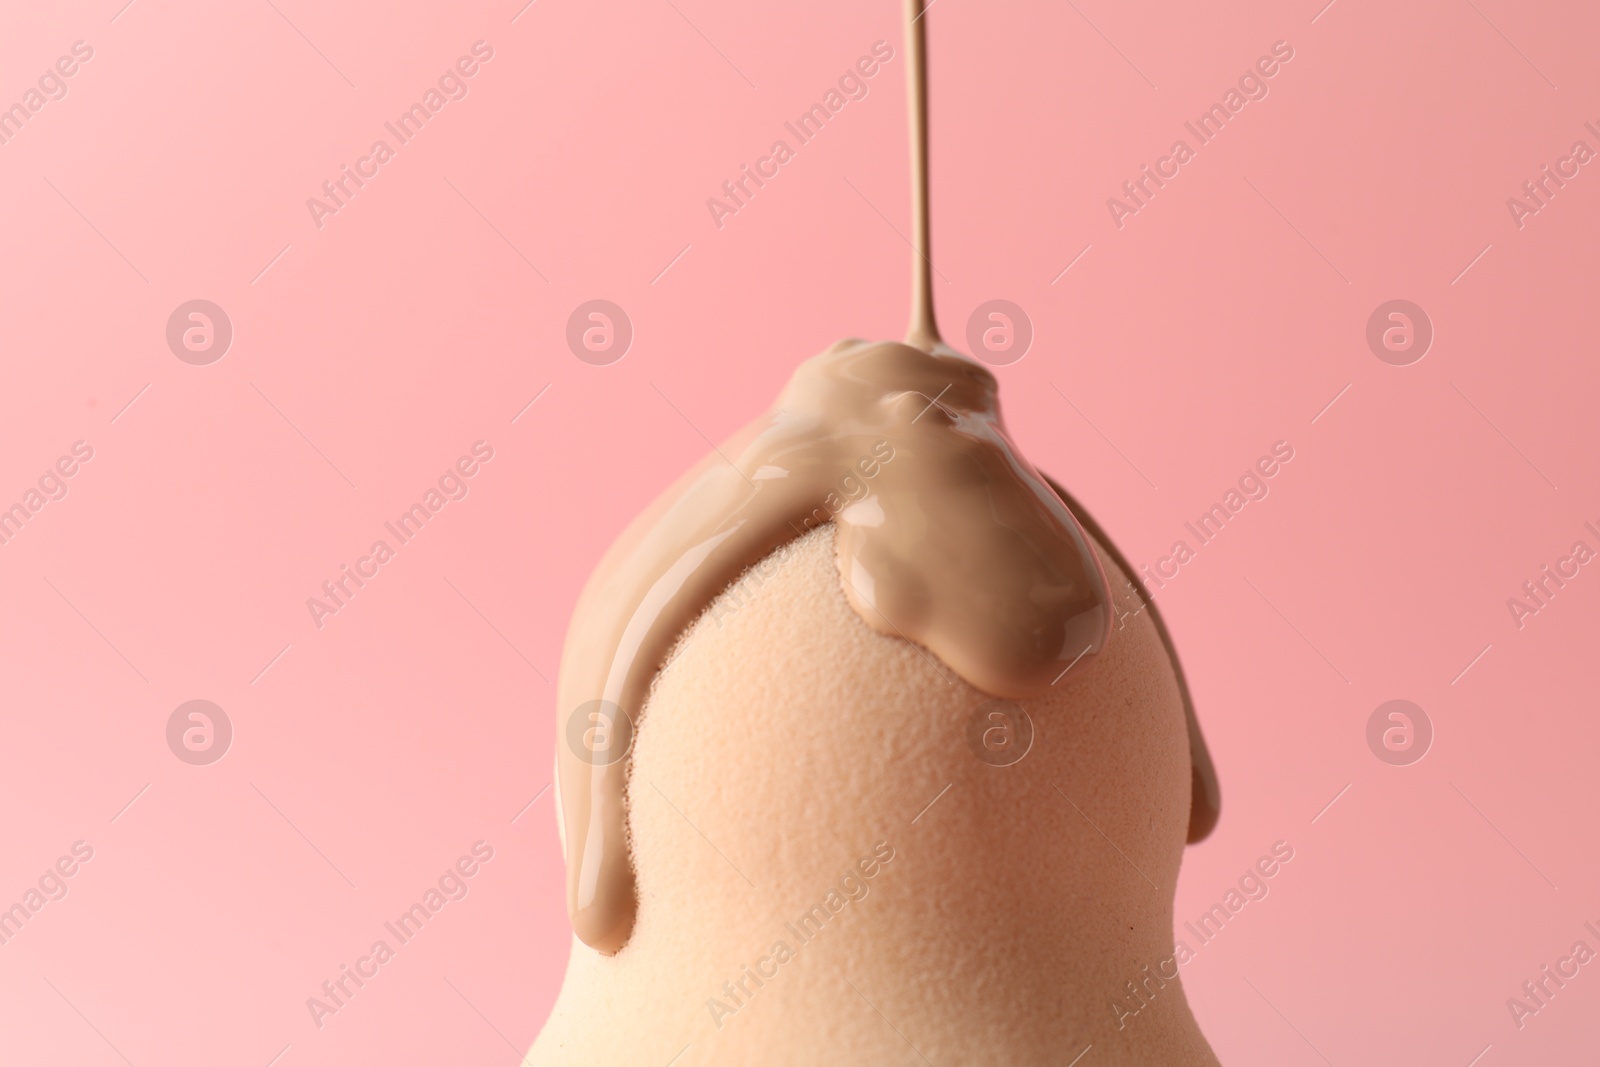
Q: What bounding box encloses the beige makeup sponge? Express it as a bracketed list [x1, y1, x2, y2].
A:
[528, 524, 1219, 1066]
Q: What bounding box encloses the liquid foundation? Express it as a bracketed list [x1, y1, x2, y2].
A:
[556, 0, 1218, 956]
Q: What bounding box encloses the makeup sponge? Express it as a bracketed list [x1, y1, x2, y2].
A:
[529, 523, 1219, 1066]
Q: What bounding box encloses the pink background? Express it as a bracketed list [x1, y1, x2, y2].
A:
[2, 0, 1597, 1063]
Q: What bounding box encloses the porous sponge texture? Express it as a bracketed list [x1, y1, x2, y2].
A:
[530, 524, 1217, 1067]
